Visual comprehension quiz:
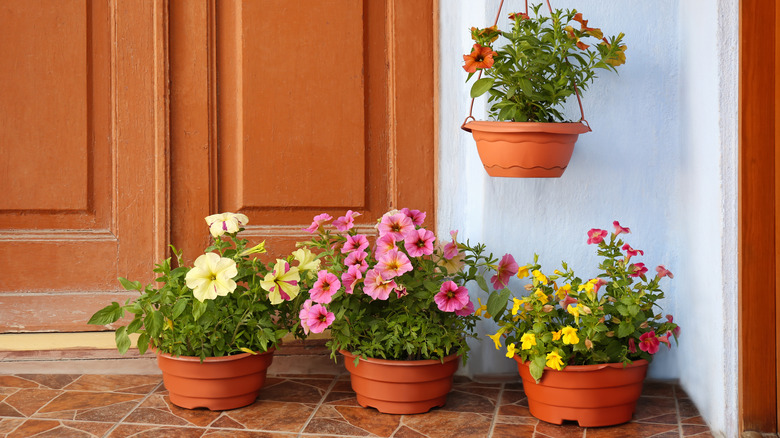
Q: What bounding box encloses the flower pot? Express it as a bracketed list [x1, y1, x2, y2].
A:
[156, 349, 274, 410]
[514, 356, 648, 427]
[340, 350, 459, 414]
[462, 121, 590, 178]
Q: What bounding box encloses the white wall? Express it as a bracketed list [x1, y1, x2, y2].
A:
[438, 1, 738, 436]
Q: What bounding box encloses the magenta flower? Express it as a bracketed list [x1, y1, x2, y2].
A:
[363, 269, 397, 300]
[630, 262, 648, 278]
[613, 221, 631, 236]
[400, 208, 427, 226]
[587, 229, 608, 244]
[341, 265, 363, 294]
[666, 314, 681, 337]
[656, 265, 674, 279]
[342, 234, 369, 254]
[434, 281, 470, 312]
[593, 278, 608, 294]
[622, 243, 644, 258]
[454, 298, 475, 316]
[658, 332, 672, 350]
[443, 230, 460, 260]
[299, 300, 314, 335]
[404, 228, 436, 257]
[375, 248, 413, 279]
[491, 253, 519, 289]
[310, 270, 341, 304]
[303, 213, 332, 233]
[333, 210, 361, 232]
[394, 285, 408, 298]
[628, 337, 637, 354]
[344, 250, 369, 273]
[306, 303, 335, 334]
[639, 331, 660, 354]
[374, 233, 397, 259]
[378, 212, 415, 241]
[558, 294, 578, 310]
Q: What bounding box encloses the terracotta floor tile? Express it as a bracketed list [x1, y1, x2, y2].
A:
[0, 402, 25, 418]
[391, 425, 428, 437]
[14, 374, 80, 390]
[633, 396, 678, 421]
[222, 400, 314, 432]
[0, 418, 25, 435]
[637, 412, 680, 425]
[401, 411, 492, 438]
[124, 394, 222, 427]
[322, 390, 361, 407]
[490, 422, 536, 438]
[35, 391, 143, 421]
[683, 424, 712, 436]
[332, 404, 401, 436]
[495, 415, 538, 425]
[682, 415, 708, 425]
[533, 421, 585, 438]
[256, 378, 333, 403]
[678, 399, 702, 418]
[438, 388, 498, 414]
[3, 388, 63, 416]
[65, 375, 161, 394]
[642, 381, 677, 398]
[6, 419, 60, 437]
[107, 424, 206, 437]
[203, 430, 296, 438]
[0, 376, 39, 390]
[585, 422, 679, 438]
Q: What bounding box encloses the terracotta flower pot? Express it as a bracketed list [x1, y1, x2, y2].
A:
[340, 350, 459, 414]
[156, 349, 274, 410]
[462, 121, 590, 178]
[514, 356, 648, 427]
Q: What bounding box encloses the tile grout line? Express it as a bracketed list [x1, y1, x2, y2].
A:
[487, 381, 506, 438]
[101, 379, 165, 438]
[296, 373, 341, 438]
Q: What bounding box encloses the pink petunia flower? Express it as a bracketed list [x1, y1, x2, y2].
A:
[587, 229, 608, 245]
[341, 265, 363, 294]
[639, 331, 660, 354]
[443, 230, 460, 260]
[333, 210, 361, 232]
[628, 337, 637, 354]
[299, 300, 314, 335]
[656, 265, 674, 279]
[491, 253, 519, 290]
[404, 228, 436, 257]
[454, 298, 475, 316]
[666, 314, 681, 337]
[378, 212, 415, 241]
[434, 281, 470, 312]
[374, 233, 397, 259]
[558, 294, 578, 310]
[375, 248, 413, 279]
[363, 269, 397, 300]
[310, 270, 341, 304]
[341, 234, 369, 254]
[400, 208, 427, 226]
[344, 250, 369, 273]
[613, 221, 631, 236]
[306, 303, 335, 334]
[303, 213, 332, 233]
[622, 243, 644, 258]
[630, 262, 648, 278]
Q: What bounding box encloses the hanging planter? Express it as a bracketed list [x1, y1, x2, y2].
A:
[515, 357, 648, 427]
[460, 0, 626, 178]
[340, 350, 459, 415]
[157, 349, 275, 410]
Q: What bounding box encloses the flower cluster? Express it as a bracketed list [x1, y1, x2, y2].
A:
[89, 212, 315, 359]
[297, 208, 504, 362]
[487, 221, 679, 381]
[464, 4, 627, 123]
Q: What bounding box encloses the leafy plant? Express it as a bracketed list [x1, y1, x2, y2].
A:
[88, 213, 315, 360]
[464, 4, 627, 122]
[487, 221, 679, 381]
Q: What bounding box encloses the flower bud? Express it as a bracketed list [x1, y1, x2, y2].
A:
[542, 305, 554, 313]
[580, 305, 592, 315]
[607, 297, 617, 302]
[640, 321, 649, 329]
[611, 317, 620, 324]
[606, 331, 615, 337]
[585, 339, 593, 350]
[598, 317, 606, 324]
[524, 284, 534, 291]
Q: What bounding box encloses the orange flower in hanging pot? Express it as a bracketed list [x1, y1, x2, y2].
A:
[462, 43, 497, 73]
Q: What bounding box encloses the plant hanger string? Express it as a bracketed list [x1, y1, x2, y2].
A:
[460, 0, 590, 131]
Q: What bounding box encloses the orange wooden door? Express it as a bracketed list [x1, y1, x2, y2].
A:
[169, 0, 436, 262]
[0, 0, 168, 332]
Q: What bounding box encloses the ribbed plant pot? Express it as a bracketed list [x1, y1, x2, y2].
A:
[462, 121, 590, 178]
[514, 356, 648, 427]
[156, 349, 274, 410]
[340, 350, 459, 414]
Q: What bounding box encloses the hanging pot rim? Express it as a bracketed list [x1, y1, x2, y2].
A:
[339, 349, 459, 367]
[513, 356, 649, 373]
[462, 120, 591, 134]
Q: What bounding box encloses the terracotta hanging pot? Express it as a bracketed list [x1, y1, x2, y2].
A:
[340, 350, 459, 414]
[514, 356, 648, 427]
[462, 121, 590, 178]
[156, 349, 274, 410]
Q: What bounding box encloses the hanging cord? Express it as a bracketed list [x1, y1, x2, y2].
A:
[461, 0, 590, 131]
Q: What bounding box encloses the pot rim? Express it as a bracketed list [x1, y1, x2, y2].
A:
[513, 356, 649, 372]
[155, 347, 275, 363]
[339, 349, 459, 367]
[462, 120, 590, 135]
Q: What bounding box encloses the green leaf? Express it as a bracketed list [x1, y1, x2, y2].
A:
[486, 288, 511, 318]
[145, 311, 164, 338]
[470, 77, 495, 98]
[476, 275, 489, 293]
[530, 355, 546, 382]
[137, 333, 149, 355]
[617, 321, 634, 338]
[171, 299, 188, 319]
[87, 302, 124, 325]
[192, 298, 208, 321]
[118, 277, 142, 291]
[115, 326, 131, 354]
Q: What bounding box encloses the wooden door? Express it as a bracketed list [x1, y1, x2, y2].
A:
[0, 0, 168, 332]
[169, 0, 436, 262]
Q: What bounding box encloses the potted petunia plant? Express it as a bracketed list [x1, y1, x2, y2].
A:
[461, 3, 627, 177]
[294, 208, 515, 414]
[483, 221, 679, 427]
[88, 212, 315, 410]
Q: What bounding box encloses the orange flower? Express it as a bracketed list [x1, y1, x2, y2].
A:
[470, 25, 500, 44]
[509, 12, 529, 21]
[462, 43, 498, 73]
[601, 37, 627, 66]
[564, 26, 589, 51]
[573, 13, 603, 39]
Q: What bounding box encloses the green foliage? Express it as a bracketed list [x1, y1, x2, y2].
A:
[465, 4, 627, 122]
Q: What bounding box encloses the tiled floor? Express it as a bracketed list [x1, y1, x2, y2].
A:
[0, 374, 712, 438]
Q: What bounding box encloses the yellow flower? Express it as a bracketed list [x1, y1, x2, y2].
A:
[520, 333, 537, 350]
[556, 283, 572, 300]
[578, 279, 598, 301]
[260, 259, 301, 305]
[185, 252, 238, 302]
[205, 212, 249, 238]
[488, 328, 505, 350]
[552, 330, 562, 341]
[506, 343, 518, 358]
[475, 298, 491, 318]
[239, 241, 266, 257]
[532, 270, 548, 285]
[567, 304, 580, 322]
[546, 351, 564, 370]
[511, 297, 524, 315]
[533, 289, 549, 304]
[561, 326, 579, 345]
[293, 248, 320, 273]
[517, 265, 530, 279]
